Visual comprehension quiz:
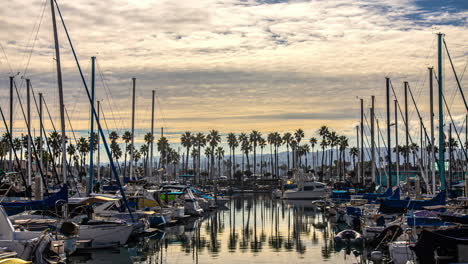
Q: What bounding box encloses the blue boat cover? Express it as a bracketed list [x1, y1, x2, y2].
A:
[0, 184, 68, 216]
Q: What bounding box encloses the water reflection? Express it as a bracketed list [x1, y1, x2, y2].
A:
[70, 194, 360, 264]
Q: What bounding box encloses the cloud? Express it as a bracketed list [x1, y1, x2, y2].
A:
[0, 0, 466, 150]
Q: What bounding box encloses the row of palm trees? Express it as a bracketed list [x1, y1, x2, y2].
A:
[2, 127, 465, 184]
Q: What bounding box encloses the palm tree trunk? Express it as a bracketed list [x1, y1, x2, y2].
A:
[320, 147, 325, 182]
[270, 145, 273, 174]
[286, 145, 290, 170]
[123, 143, 128, 177]
[260, 148, 263, 175]
[253, 145, 257, 176]
[186, 146, 190, 173]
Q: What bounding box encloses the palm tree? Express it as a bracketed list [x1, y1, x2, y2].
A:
[267, 133, 275, 174]
[76, 137, 90, 181]
[122, 131, 132, 177]
[259, 137, 266, 175]
[318, 126, 329, 181]
[204, 147, 213, 180]
[350, 147, 359, 177]
[309, 137, 317, 170]
[301, 144, 310, 169]
[227, 133, 238, 178]
[239, 133, 249, 172]
[215, 146, 225, 176]
[294, 129, 305, 168]
[290, 139, 298, 172]
[157, 136, 169, 168]
[166, 147, 180, 177]
[180, 131, 193, 173]
[273, 132, 282, 177]
[190, 148, 199, 171]
[250, 130, 261, 176]
[282, 132, 292, 170]
[328, 131, 338, 179]
[206, 130, 221, 179]
[66, 144, 76, 171]
[338, 135, 348, 180]
[409, 143, 419, 166]
[194, 133, 206, 183]
[319, 139, 329, 181]
[140, 144, 149, 171]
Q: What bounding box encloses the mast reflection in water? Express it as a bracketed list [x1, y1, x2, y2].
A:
[69, 194, 360, 264]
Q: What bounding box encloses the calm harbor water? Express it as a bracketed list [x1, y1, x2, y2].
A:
[69, 194, 359, 264]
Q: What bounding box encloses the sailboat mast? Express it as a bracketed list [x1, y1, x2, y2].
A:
[26, 79, 32, 186]
[150, 90, 155, 179]
[371, 95, 376, 184]
[404, 81, 409, 172]
[437, 33, 446, 191]
[360, 98, 364, 183]
[38, 93, 44, 199]
[129, 77, 136, 180]
[395, 99, 400, 186]
[50, 0, 67, 184]
[356, 125, 360, 182]
[386, 77, 392, 187]
[429, 67, 435, 194]
[9, 76, 13, 172]
[88, 56, 96, 195]
[97, 100, 100, 185]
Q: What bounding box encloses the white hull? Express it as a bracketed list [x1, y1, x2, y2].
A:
[78, 224, 133, 248]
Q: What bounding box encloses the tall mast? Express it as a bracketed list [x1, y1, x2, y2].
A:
[356, 125, 360, 182]
[26, 79, 32, 186]
[371, 95, 376, 184]
[97, 100, 100, 185]
[50, 0, 67, 184]
[448, 124, 452, 190]
[394, 99, 400, 186]
[437, 33, 446, 191]
[360, 98, 364, 183]
[9, 76, 13, 171]
[404, 81, 409, 171]
[429, 67, 436, 194]
[38, 93, 44, 199]
[161, 127, 164, 169]
[88, 56, 96, 195]
[150, 90, 155, 179]
[386, 77, 392, 187]
[129, 77, 136, 180]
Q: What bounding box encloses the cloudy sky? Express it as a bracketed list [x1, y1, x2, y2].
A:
[0, 0, 467, 148]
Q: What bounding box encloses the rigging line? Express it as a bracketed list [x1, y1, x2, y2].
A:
[20, 0, 47, 81]
[444, 39, 468, 112]
[29, 85, 62, 187]
[69, 59, 91, 121]
[12, 79, 51, 193]
[362, 112, 380, 171]
[42, 95, 58, 132]
[376, 118, 389, 178]
[389, 80, 431, 191]
[64, 107, 81, 146]
[54, 0, 130, 216]
[96, 60, 123, 131]
[442, 93, 468, 160]
[0, 43, 14, 75]
[0, 106, 31, 199]
[407, 83, 431, 145]
[391, 80, 431, 145]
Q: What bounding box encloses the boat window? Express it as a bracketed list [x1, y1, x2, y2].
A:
[304, 186, 315, 191]
[315, 185, 324, 189]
